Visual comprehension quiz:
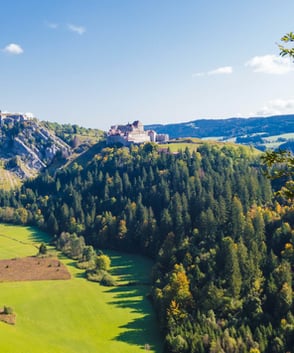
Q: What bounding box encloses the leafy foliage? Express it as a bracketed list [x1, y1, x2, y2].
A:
[38, 242, 47, 255]
[262, 150, 294, 200]
[279, 32, 294, 59]
[41, 121, 105, 146]
[0, 142, 292, 352]
[3, 306, 14, 315]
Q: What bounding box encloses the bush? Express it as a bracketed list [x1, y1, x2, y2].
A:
[100, 272, 117, 286]
[86, 269, 106, 282]
[38, 243, 47, 255]
[86, 269, 116, 286]
[95, 254, 111, 271]
[3, 306, 13, 315]
[76, 260, 96, 270]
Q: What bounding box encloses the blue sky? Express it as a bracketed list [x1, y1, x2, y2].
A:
[1, 0, 294, 131]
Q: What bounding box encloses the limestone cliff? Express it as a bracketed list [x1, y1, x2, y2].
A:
[0, 118, 71, 178]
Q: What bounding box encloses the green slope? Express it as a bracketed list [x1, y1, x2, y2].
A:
[0, 224, 162, 353]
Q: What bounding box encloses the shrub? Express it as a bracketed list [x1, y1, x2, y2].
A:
[38, 243, 47, 255]
[77, 260, 96, 270]
[86, 269, 106, 282]
[86, 269, 116, 286]
[95, 254, 111, 271]
[100, 272, 117, 286]
[3, 306, 13, 315]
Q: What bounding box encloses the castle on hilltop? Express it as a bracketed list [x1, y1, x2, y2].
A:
[0, 110, 34, 125]
[107, 120, 169, 146]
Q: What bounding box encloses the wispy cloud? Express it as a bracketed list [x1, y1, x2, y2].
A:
[46, 21, 59, 29]
[208, 66, 233, 75]
[246, 54, 294, 74]
[192, 66, 233, 77]
[67, 24, 86, 35]
[256, 98, 294, 116]
[3, 43, 24, 55]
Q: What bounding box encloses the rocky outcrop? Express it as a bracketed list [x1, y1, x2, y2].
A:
[0, 119, 71, 178]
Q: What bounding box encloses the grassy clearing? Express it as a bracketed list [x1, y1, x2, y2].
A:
[261, 133, 294, 149]
[0, 224, 162, 353]
[263, 133, 294, 142]
[0, 167, 21, 190]
[158, 139, 202, 153]
[159, 138, 260, 156]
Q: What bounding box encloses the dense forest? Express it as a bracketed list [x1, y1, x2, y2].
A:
[0, 141, 293, 353]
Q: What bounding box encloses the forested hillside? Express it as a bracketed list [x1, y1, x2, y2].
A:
[0, 142, 293, 353]
[146, 115, 294, 151]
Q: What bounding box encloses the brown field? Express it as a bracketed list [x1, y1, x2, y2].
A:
[0, 256, 71, 282]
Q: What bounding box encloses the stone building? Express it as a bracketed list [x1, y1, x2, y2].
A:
[107, 120, 169, 146]
[107, 120, 153, 145]
[0, 111, 33, 125]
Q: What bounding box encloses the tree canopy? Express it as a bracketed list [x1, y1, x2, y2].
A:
[262, 32, 294, 200]
[278, 32, 294, 59]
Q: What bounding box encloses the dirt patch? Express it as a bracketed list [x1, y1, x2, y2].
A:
[0, 308, 16, 325]
[0, 256, 71, 282]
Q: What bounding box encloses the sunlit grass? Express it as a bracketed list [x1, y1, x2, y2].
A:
[0, 167, 21, 190]
[158, 138, 260, 155]
[0, 224, 162, 353]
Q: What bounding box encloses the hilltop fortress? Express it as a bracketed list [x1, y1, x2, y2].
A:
[0, 111, 34, 125]
[107, 120, 169, 146]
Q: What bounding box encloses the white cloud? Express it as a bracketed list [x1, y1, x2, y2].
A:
[3, 43, 23, 55]
[192, 66, 233, 77]
[208, 66, 233, 75]
[256, 98, 294, 116]
[67, 24, 86, 35]
[246, 54, 294, 74]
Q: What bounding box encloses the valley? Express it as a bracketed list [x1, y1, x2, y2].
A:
[0, 117, 292, 353]
[0, 224, 162, 353]
[1, 2, 294, 352]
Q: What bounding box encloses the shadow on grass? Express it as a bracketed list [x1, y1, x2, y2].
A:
[27, 226, 53, 244]
[27, 230, 85, 280]
[108, 284, 162, 351]
[115, 315, 159, 352]
[105, 251, 162, 352]
[108, 252, 153, 284]
[58, 258, 86, 279]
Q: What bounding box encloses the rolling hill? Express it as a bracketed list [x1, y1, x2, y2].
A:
[146, 114, 294, 150]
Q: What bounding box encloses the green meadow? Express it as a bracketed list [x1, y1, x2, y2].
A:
[0, 224, 162, 353]
[159, 138, 260, 155]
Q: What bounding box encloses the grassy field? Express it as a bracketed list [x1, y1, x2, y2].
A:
[261, 133, 294, 149]
[264, 132, 294, 142]
[0, 167, 21, 191]
[0, 224, 162, 353]
[159, 138, 260, 156]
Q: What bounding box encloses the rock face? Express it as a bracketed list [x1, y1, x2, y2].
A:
[0, 118, 71, 178]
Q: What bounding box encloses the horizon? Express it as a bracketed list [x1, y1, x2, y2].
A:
[1, 0, 294, 131]
[2, 109, 294, 131]
[46, 112, 294, 131]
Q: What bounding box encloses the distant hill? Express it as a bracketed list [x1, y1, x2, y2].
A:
[146, 114, 294, 150]
[1, 113, 293, 184]
[0, 117, 104, 183]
